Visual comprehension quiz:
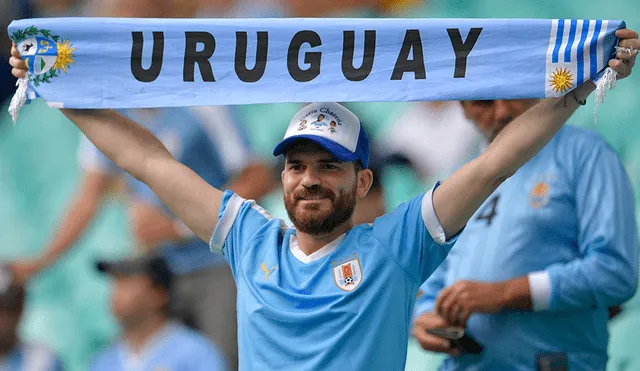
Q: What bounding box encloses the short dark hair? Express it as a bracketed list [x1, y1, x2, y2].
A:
[353, 161, 364, 174]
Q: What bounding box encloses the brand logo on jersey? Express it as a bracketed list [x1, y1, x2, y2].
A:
[260, 262, 278, 280]
[332, 254, 362, 292]
[529, 180, 551, 209]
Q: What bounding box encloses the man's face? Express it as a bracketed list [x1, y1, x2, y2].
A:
[460, 99, 539, 142]
[110, 274, 167, 328]
[282, 142, 365, 235]
[317, 114, 325, 122]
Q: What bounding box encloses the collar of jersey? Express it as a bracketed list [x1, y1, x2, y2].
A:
[289, 233, 347, 264]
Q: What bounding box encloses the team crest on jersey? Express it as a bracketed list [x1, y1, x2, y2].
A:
[12, 26, 75, 87]
[332, 254, 362, 292]
[528, 175, 555, 209]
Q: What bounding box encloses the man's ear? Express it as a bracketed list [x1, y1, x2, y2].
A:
[357, 169, 374, 199]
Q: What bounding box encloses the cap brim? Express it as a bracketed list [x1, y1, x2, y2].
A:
[272, 135, 359, 163]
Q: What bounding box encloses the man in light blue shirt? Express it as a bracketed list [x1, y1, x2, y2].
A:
[91, 255, 229, 371]
[413, 98, 638, 371]
[9, 30, 638, 370]
[0, 266, 63, 371]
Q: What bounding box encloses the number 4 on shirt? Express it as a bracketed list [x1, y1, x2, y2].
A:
[476, 194, 500, 226]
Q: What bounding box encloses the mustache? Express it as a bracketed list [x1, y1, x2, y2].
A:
[293, 186, 334, 201]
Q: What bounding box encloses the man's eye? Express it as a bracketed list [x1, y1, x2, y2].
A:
[322, 164, 337, 170]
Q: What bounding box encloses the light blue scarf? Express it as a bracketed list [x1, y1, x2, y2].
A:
[7, 18, 624, 115]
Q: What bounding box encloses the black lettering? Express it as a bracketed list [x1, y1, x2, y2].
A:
[342, 30, 376, 81]
[391, 29, 426, 80]
[447, 28, 482, 78]
[130, 31, 164, 83]
[287, 31, 321, 82]
[235, 31, 268, 83]
[184, 32, 216, 82]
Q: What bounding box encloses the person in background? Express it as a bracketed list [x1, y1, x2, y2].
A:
[11, 106, 273, 371]
[11, 2, 275, 369]
[376, 101, 483, 186]
[91, 255, 229, 371]
[413, 98, 639, 371]
[0, 265, 63, 371]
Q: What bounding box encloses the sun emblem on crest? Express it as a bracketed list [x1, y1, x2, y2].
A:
[11, 26, 76, 86]
[549, 67, 574, 94]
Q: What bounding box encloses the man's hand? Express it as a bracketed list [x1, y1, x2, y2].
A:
[611, 29, 638, 79]
[436, 277, 533, 327]
[11, 260, 45, 285]
[9, 43, 27, 78]
[413, 312, 461, 356]
[435, 280, 509, 327]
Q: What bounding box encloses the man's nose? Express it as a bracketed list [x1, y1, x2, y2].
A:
[301, 167, 321, 188]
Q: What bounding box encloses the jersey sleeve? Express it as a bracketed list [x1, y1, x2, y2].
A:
[76, 134, 121, 174]
[210, 190, 276, 273]
[532, 135, 638, 312]
[372, 183, 458, 285]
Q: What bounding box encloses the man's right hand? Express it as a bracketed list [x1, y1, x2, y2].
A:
[412, 311, 461, 356]
[9, 43, 27, 78]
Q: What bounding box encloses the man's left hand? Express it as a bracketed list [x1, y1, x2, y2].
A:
[435, 280, 508, 327]
[611, 28, 638, 79]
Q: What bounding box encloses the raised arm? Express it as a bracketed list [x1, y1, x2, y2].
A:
[62, 108, 223, 243]
[433, 29, 638, 238]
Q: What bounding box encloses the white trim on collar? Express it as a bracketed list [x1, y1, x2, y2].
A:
[289, 233, 346, 264]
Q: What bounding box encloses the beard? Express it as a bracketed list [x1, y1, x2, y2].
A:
[285, 183, 357, 235]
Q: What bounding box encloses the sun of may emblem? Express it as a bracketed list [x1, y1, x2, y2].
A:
[549, 67, 574, 94]
[11, 26, 75, 87]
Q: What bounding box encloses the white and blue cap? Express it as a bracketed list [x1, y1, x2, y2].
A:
[273, 102, 370, 168]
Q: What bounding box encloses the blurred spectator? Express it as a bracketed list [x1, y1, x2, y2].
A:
[11, 106, 273, 371]
[0, 265, 63, 371]
[413, 99, 638, 370]
[376, 101, 483, 186]
[91, 255, 229, 371]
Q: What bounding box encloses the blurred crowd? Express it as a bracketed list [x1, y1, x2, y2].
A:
[0, 0, 639, 370]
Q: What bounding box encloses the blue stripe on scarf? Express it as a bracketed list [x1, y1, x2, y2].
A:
[553, 19, 565, 63]
[577, 20, 590, 85]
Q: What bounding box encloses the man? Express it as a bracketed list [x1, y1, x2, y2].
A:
[412, 97, 639, 370]
[91, 255, 229, 371]
[9, 29, 638, 370]
[0, 265, 63, 371]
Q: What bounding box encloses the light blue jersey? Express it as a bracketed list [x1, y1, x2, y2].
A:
[210, 184, 456, 370]
[415, 125, 638, 371]
[0, 343, 63, 371]
[77, 106, 255, 274]
[90, 322, 229, 371]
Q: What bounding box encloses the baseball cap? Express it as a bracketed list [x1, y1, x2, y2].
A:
[96, 255, 172, 290]
[272, 102, 370, 168]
